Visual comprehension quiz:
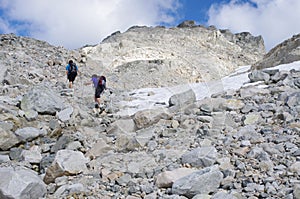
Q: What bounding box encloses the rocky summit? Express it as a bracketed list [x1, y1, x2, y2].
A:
[82, 21, 265, 90]
[0, 21, 299, 199]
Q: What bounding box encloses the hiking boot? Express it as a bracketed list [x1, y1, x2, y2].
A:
[95, 104, 99, 109]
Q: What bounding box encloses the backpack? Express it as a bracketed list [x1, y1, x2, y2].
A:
[98, 76, 106, 86]
[69, 63, 77, 74]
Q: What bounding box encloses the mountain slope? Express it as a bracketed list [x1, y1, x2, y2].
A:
[0, 23, 300, 199]
[81, 22, 265, 90]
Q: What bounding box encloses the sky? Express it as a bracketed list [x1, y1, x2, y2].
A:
[0, 0, 299, 50]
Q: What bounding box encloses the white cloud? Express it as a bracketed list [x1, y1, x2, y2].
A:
[207, 0, 300, 50]
[0, 0, 181, 49]
[0, 18, 14, 33]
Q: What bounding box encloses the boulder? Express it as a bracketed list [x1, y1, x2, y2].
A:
[0, 127, 20, 151]
[169, 89, 196, 110]
[14, 127, 46, 142]
[172, 166, 223, 198]
[248, 70, 270, 82]
[44, 149, 89, 184]
[85, 138, 112, 158]
[155, 168, 196, 188]
[181, 146, 218, 168]
[133, 108, 172, 129]
[57, 107, 73, 122]
[0, 166, 46, 199]
[21, 84, 66, 115]
[107, 118, 136, 135]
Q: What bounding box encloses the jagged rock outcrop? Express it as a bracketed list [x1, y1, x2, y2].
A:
[81, 21, 265, 90]
[252, 33, 300, 70]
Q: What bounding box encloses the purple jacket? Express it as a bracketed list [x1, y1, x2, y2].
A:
[91, 77, 99, 88]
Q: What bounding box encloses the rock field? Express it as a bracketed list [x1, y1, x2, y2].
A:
[0, 22, 299, 199]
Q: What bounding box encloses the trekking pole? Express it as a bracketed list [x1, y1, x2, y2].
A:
[81, 72, 84, 99]
[66, 77, 68, 88]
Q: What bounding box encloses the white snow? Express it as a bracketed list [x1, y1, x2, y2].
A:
[116, 61, 300, 116]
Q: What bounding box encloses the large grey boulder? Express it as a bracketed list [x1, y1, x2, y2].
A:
[169, 89, 196, 110]
[294, 184, 300, 199]
[133, 108, 172, 129]
[57, 107, 74, 122]
[172, 166, 223, 198]
[248, 70, 270, 83]
[20, 146, 42, 164]
[44, 149, 89, 184]
[286, 92, 300, 108]
[21, 84, 66, 115]
[14, 127, 46, 142]
[107, 118, 136, 136]
[0, 166, 46, 199]
[155, 168, 196, 188]
[85, 138, 113, 158]
[181, 146, 218, 168]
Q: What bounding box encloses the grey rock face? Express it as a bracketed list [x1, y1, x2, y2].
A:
[82, 23, 265, 90]
[252, 33, 300, 70]
[0, 33, 70, 85]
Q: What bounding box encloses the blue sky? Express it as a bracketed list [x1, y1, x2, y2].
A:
[0, 0, 299, 50]
[179, 0, 228, 24]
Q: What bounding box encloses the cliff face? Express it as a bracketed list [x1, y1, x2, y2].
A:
[252, 33, 300, 70]
[81, 22, 265, 89]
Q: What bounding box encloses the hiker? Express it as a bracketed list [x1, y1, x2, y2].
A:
[65, 60, 79, 88]
[91, 74, 106, 109]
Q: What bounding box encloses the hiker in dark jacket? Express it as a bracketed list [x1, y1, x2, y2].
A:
[91, 74, 106, 109]
[66, 60, 79, 88]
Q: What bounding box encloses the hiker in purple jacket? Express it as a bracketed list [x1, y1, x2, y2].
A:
[91, 74, 106, 109]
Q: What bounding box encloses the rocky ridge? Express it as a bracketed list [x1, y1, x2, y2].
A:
[0, 23, 299, 199]
[81, 21, 265, 90]
[252, 33, 300, 70]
